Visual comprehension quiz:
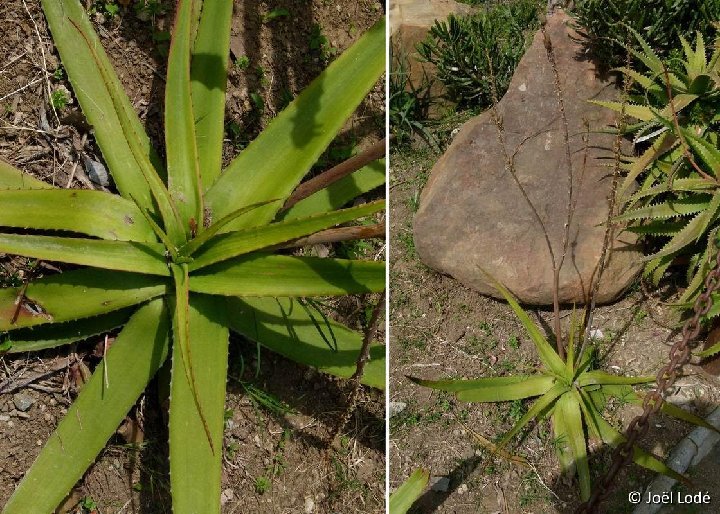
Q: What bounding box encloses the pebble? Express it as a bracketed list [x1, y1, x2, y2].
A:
[221, 488, 234, 505]
[0, 415, 10, 422]
[15, 411, 30, 420]
[430, 476, 450, 492]
[304, 496, 315, 513]
[457, 483, 468, 495]
[83, 155, 111, 186]
[12, 393, 34, 412]
[389, 401, 407, 417]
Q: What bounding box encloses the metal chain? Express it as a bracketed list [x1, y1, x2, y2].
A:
[575, 246, 720, 513]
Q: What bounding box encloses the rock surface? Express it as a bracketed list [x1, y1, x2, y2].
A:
[413, 11, 642, 305]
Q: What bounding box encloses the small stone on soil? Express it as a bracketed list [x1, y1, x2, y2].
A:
[389, 401, 407, 417]
[589, 328, 604, 340]
[430, 476, 450, 492]
[12, 393, 34, 412]
[82, 155, 110, 186]
[304, 496, 315, 513]
[221, 488, 234, 505]
[457, 483, 468, 495]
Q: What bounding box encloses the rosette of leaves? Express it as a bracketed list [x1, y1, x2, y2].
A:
[409, 275, 717, 501]
[416, 0, 539, 109]
[0, 1, 385, 512]
[594, 31, 720, 321]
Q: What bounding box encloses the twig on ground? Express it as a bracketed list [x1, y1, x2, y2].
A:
[0, 76, 44, 103]
[22, 0, 60, 127]
[0, 359, 69, 395]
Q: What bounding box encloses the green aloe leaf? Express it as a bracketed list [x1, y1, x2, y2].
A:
[0, 269, 167, 331]
[497, 384, 567, 449]
[40, 0, 164, 216]
[279, 160, 387, 220]
[189, 254, 384, 297]
[227, 297, 385, 389]
[408, 375, 555, 402]
[165, 0, 203, 229]
[551, 400, 575, 474]
[613, 66, 666, 101]
[678, 124, 720, 176]
[631, 392, 720, 433]
[626, 178, 716, 205]
[0, 159, 54, 190]
[169, 294, 229, 514]
[619, 131, 677, 199]
[189, 200, 385, 270]
[2, 308, 133, 353]
[191, 0, 233, 188]
[614, 197, 711, 223]
[645, 193, 720, 262]
[178, 199, 282, 257]
[3, 299, 170, 514]
[556, 392, 590, 500]
[389, 469, 430, 514]
[577, 389, 689, 485]
[577, 370, 656, 387]
[479, 270, 567, 377]
[0, 190, 157, 242]
[696, 340, 720, 358]
[626, 26, 684, 90]
[678, 233, 715, 303]
[590, 100, 657, 122]
[626, 220, 684, 236]
[0, 234, 169, 276]
[204, 19, 385, 231]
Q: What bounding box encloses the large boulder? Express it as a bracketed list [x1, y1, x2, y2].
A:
[413, 11, 642, 305]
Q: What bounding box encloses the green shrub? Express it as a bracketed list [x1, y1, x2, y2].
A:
[572, 0, 720, 67]
[416, 0, 540, 109]
[389, 41, 434, 145]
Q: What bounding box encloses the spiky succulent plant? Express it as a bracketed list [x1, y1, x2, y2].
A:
[0, 1, 386, 512]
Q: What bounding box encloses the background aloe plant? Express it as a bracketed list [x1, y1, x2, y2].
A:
[0, 1, 385, 512]
[410, 275, 717, 502]
[595, 30, 720, 355]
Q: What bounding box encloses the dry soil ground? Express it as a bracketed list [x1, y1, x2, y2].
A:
[0, 1, 386, 513]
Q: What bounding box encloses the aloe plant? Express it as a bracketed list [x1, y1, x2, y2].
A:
[593, 30, 720, 299]
[594, 30, 720, 356]
[410, 275, 717, 502]
[0, 1, 385, 512]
